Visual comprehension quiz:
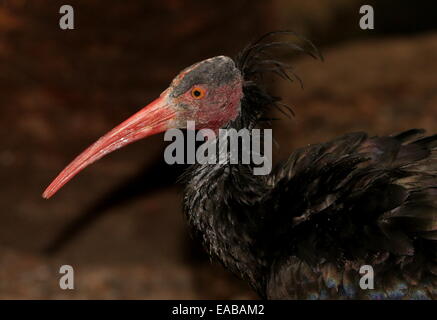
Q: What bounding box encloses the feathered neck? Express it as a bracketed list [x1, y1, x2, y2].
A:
[182, 31, 322, 294]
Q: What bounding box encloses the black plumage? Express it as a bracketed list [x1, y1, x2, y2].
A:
[182, 33, 437, 299]
[43, 32, 436, 300]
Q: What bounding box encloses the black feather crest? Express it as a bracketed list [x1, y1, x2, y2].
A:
[233, 31, 322, 125]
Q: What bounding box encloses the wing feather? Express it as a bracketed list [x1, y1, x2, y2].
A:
[265, 129, 437, 299]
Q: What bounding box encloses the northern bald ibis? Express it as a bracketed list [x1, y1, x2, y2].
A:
[43, 33, 436, 299]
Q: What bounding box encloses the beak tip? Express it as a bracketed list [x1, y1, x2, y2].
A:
[42, 185, 56, 199]
[42, 190, 51, 199]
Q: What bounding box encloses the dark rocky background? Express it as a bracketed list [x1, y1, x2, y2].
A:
[0, 0, 435, 298]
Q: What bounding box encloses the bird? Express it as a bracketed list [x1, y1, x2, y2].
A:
[42, 32, 436, 299]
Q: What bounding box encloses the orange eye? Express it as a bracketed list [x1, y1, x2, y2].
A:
[191, 87, 206, 99]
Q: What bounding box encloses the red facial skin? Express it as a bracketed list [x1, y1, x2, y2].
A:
[42, 72, 243, 199]
[175, 80, 242, 130]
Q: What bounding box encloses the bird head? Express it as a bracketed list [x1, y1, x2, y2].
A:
[165, 55, 244, 130]
[42, 55, 244, 199]
[42, 31, 320, 199]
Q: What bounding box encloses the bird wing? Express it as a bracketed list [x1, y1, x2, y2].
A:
[264, 129, 437, 299]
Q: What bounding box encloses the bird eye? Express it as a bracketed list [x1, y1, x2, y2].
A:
[191, 87, 206, 99]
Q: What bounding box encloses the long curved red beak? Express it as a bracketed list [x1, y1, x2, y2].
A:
[43, 95, 176, 199]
